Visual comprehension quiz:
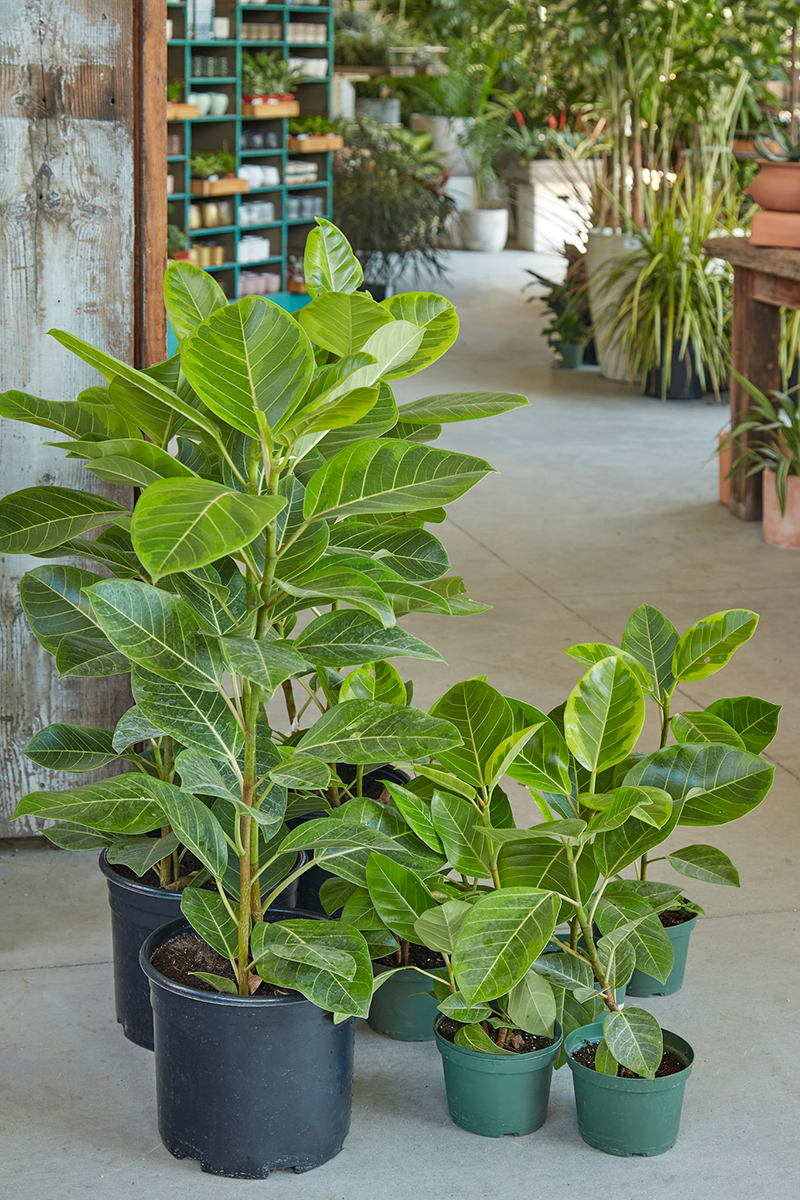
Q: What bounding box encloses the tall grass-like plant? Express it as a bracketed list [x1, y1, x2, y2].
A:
[0, 219, 528, 1008]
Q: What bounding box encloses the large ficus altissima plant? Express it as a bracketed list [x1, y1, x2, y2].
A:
[329, 605, 777, 1072]
[0, 219, 527, 1008]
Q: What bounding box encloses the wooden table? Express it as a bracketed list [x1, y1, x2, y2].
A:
[707, 239, 800, 520]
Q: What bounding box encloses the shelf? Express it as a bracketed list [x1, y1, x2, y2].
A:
[190, 115, 239, 122]
[189, 225, 239, 236]
[286, 180, 329, 190]
[169, 40, 239, 47]
[237, 256, 283, 267]
[245, 185, 285, 194]
[167, 154, 187, 162]
[204, 262, 237, 272]
[240, 220, 283, 230]
[189, 77, 239, 84]
[239, 148, 284, 157]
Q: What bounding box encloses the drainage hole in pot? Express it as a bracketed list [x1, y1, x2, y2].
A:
[572, 1040, 685, 1078]
[438, 1017, 555, 1054]
[152, 930, 294, 998]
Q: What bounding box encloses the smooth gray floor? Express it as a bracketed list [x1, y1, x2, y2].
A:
[2, 250, 798, 1198]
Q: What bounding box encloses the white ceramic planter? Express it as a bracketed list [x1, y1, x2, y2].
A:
[459, 208, 509, 253]
[585, 230, 639, 383]
[410, 115, 474, 175]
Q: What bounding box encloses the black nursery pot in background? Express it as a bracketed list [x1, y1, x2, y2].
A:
[101, 851, 305, 1050]
[646, 342, 704, 401]
[141, 915, 356, 1179]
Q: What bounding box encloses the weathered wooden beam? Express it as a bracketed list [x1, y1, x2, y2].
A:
[0, 1, 164, 834]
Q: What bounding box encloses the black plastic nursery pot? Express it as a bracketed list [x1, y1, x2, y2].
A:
[434, 1018, 563, 1137]
[645, 343, 703, 400]
[368, 965, 443, 1041]
[564, 1022, 694, 1157]
[626, 913, 697, 998]
[100, 850, 304, 1051]
[140, 914, 355, 1179]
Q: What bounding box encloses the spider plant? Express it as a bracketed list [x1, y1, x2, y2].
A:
[723, 371, 800, 516]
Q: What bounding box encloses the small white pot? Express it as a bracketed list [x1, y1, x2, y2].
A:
[459, 207, 509, 253]
[585, 229, 639, 383]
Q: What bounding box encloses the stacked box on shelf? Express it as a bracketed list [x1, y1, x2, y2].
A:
[165, 1, 334, 313]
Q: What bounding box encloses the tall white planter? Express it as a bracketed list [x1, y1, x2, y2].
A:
[585, 230, 639, 383]
[459, 208, 509, 253]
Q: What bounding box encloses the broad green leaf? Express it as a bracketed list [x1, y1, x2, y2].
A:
[32, 533, 140, 579]
[181, 297, 315, 436]
[180, 889, 238, 960]
[593, 798, 684, 877]
[158, 786, 228, 877]
[384, 781, 443, 853]
[586, 785, 672, 833]
[672, 711, 744, 749]
[132, 665, 244, 758]
[596, 930, 636, 989]
[397, 390, 528, 425]
[174, 747, 239, 802]
[163, 259, 228, 339]
[594, 1039, 619, 1076]
[667, 844, 740, 886]
[505, 698, 573, 798]
[452, 887, 559, 1005]
[595, 893, 673, 983]
[298, 700, 461, 764]
[69, 437, 197, 483]
[252, 920, 358, 978]
[621, 604, 679, 701]
[54, 631, 129, 679]
[294, 609, 443, 667]
[297, 291, 394, 356]
[430, 678, 513, 788]
[603, 1007, 663, 1079]
[484, 725, 542, 791]
[564, 656, 645, 774]
[188, 972, 237, 994]
[454, 1024, 514, 1055]
[497, 841, 597, 924]
[338, 886, 385, 932]
[222, 637, 306, 696]
[269, 754, 332, 791]
[507, 968, 556, 1036]
[380, 293, 459, 379]
[131, 479, 285, 581]
[414, 767, 476, 801]
[277, 560, 395, 628]
[623, 743, 774, 826]
[366, 853, 436, 943]
[87, 580, 224, 691]
[282, 386, 379, 442]
[304, 217, 363, 298]
[44, 822, 115, 851]
[705, 695, 781, 754]
[253, 918, 373, 1017]
[564, 642, 653, 693]
[430, 791, 491, 876]
[327, 521, 449, 582]
[105, 831, 180, 877]
[23, 724, 121, 772]
[673, 609, 759, 683]
[322, 322, 424, 404]
[112, 706, 162, 752]
[304, 439, 494, 521]
[0, 487, 128, 555]
[172, 558, 248, 636]
[315, 383, 398, 459]
[340, 660, 406, 705]
[437, 991, 493, 1023]
[532, 950, 593, 991]
[501, 819, 587, 844]
[12, 773, 173, 833]
[0, 388, 135, 441]
[319, 877, 357, 915]
[272, 476, 329, 581]
[414, 899, 473, 954]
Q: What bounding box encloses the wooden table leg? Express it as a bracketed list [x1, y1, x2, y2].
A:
[729, 266, 782, 521]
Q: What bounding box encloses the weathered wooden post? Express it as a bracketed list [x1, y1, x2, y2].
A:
[0, 0, 165, 834]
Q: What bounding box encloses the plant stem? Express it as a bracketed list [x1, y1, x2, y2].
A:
[641, 696, 672, 882]
[281, 679, 297, 727]
[565, 845, 618, 1011]
[495, 1025, 509, 1049]
[356, 764, 364, 798]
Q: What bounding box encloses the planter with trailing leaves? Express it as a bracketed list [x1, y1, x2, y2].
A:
[100, 850, 307, 1050]
[142, 913, 354, 1178]
[565, 1021, 694, 1157]
[626, 909, 697, 998]
[435, 1017, 562, 1137]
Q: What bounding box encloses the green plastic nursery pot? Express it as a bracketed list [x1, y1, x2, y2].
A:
[626, 914, 697, 997]
[559, 343, 584, 369]
[368, 966, 442, 1041]
[565, 1022, 694, 1157]
[434, 1018, 563, 1137]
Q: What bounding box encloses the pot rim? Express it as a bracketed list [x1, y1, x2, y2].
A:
[100, 847, 307, 898]
[564, 1021, 694, 1090]
[434, 1016, 563, 1071]
[755, 158, 800, 169]
[140, 913, 339, 1010]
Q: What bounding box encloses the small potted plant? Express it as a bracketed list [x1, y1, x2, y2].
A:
[168, 223, 190, 261]
[457, 104, 510, 253]
[723, 372, 800, 549]
[524, 247, 591, 369]
[746, 118, 800, 212]
[241, 52, 305, 115]
[167, 79, 197, 120]
[189, 151, 249, 196]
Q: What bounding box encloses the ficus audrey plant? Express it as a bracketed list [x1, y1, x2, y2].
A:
[0, 218, 529, 1006]
[327, 604, 777, 1074]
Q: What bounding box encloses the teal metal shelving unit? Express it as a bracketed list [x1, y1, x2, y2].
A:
[166, 1, 333, 318]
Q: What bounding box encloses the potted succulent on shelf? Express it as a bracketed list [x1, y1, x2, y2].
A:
[337, 604, 776, 1152]
[241, 51, 306, 115]
[168, 223, 190, 261]
[0, 218, 529, 1177]
[723, 372, 800, 549]
[189, 151, 249, 197]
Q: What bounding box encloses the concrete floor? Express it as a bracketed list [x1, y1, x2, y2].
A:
[2, 250, 799, 1198]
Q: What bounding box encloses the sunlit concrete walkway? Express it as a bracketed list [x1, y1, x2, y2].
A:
[1, 250, 798, 1199]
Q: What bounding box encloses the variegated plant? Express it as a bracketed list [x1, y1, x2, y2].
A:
[0, 218, 528, 1009]
[326, 606, 778, 1071]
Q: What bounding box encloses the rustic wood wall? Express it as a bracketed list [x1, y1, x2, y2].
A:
[0, 0, 165, 834]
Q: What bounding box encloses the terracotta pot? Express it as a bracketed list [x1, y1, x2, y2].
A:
[745, 160, 800, 213]
[763, 469, 800, 548]
[718, 431, 731, 506]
